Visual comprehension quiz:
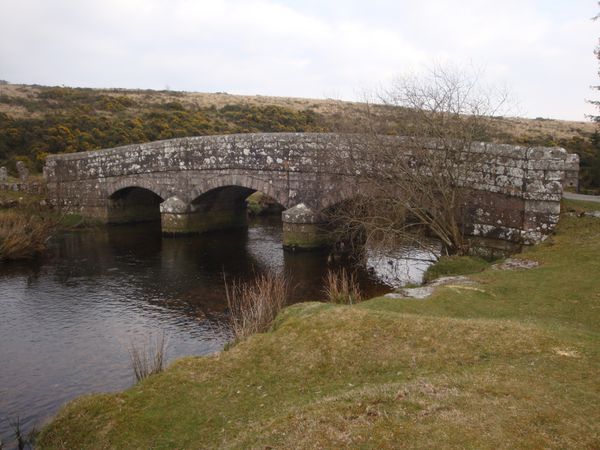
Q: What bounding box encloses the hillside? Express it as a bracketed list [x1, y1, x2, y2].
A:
[0, 82, 598, 189]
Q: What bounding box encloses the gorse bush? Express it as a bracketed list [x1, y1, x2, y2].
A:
[225, 272, 289, 341]
[0, 86, 325, 172]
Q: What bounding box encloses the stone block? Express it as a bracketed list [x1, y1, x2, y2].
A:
[16, 161, 29, 181]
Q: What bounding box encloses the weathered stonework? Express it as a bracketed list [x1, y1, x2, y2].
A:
[563, 153, 580, 192]
[16, 161, 29, 181]
[282, 204, 330, 250]
[44, 133, 578, 248]
[0, 167, 7, 182]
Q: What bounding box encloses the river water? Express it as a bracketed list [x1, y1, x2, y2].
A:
[0, 217, 436, 444]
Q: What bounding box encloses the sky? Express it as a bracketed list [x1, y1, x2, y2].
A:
[0, 0, 598, 121]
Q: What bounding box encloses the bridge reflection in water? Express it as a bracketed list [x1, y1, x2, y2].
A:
[0, 215, 435, 443]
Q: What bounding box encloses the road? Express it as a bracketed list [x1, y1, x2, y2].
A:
[563, 192, 600, 204]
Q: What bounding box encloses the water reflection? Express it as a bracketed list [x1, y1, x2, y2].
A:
[0, 217, 433, 444]
[366, 242, 441, 287]
[0, 218, 440, 441]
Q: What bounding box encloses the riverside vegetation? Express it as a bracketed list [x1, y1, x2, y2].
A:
[0, 188, 55, 261]
[37, 199, 600, 449]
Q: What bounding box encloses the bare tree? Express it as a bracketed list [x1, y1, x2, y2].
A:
[326, 65, 509, 256]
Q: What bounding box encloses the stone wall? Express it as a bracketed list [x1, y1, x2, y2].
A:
[0, 181, 44, 194]
[44, 133, 578, 247]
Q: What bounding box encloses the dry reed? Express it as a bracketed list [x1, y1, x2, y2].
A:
[323, 268, 362, 304]
[225, 271, 289, 341]
[128, 332, 168, 382]
[0, 211, 54, 261]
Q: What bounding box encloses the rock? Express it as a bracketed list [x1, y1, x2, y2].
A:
[0, 166, 7, 182]
[16, 161, 29, 181]
[428, 275, 475, 287]
[385, 286, 435, 300]
[384, 275, 478, 300]
[584, 210, 600, 219]
[159, 196, 191, 214]
[492, 258, 539, 270]
[281, 203, 322, 224]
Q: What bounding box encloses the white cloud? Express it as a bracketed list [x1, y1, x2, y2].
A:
[0, 0, 597, 120]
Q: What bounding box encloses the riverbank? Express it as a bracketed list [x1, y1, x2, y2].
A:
[0, 188, 54, 261]
[0, 186, 101, 261]
[37, 199, 600, 448]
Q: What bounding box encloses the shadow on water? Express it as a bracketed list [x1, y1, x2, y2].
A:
[0, 215, 431, 444]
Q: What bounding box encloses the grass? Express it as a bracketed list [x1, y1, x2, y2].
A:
[38, 201, 600, 449]
[422, 255, 492, 283]
[128, 333, 168, 383]
[0, 190, 59, 261]
[0, 210, 54, 260]
[225, 271, 289, 341]
[323, 268, 362, 304]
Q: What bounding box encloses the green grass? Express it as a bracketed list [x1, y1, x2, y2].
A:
[423, 255, 491, 283]
[38, 202, 600, 449]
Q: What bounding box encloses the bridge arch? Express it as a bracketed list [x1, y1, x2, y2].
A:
[107, 185, 164, 224]
[189, 174, 288, 208]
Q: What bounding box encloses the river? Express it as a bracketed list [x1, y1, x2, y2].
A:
[0, 216, 437, 445]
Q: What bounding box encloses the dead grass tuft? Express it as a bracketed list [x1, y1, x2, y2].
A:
[0, 211, 54, 260]
[323, 268, 362, 304]
[128, 332, 168, 382]
[225, 271, 289, 341]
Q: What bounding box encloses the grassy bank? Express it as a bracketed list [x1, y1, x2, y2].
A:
[38, 200, 600, 449]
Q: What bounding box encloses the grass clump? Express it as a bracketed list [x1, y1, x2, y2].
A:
[323, 268, 362, 304]
[225, 271, 289, 341]
[423, 255, 491, 283]
[0, 211, 54, 260]
[128, 332, 168, 383]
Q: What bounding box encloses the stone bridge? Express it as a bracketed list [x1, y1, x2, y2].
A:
[44, 133, 579, 251]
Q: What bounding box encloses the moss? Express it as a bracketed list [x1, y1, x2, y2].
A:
[161, 210, 247, 235]
[282, 223, 330, 250]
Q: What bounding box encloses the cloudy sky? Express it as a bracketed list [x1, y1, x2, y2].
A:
[0, 0, 598, 120]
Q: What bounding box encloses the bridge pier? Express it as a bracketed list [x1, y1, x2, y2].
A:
[282, 204, 330, 251]
[160, 196, 247, 236]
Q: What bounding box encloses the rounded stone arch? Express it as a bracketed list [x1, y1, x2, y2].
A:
[188, 173, 288, 208]
[106, 178, 167, 202]
[105, 180, 165, 225]
[317, 182, 362, 214]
